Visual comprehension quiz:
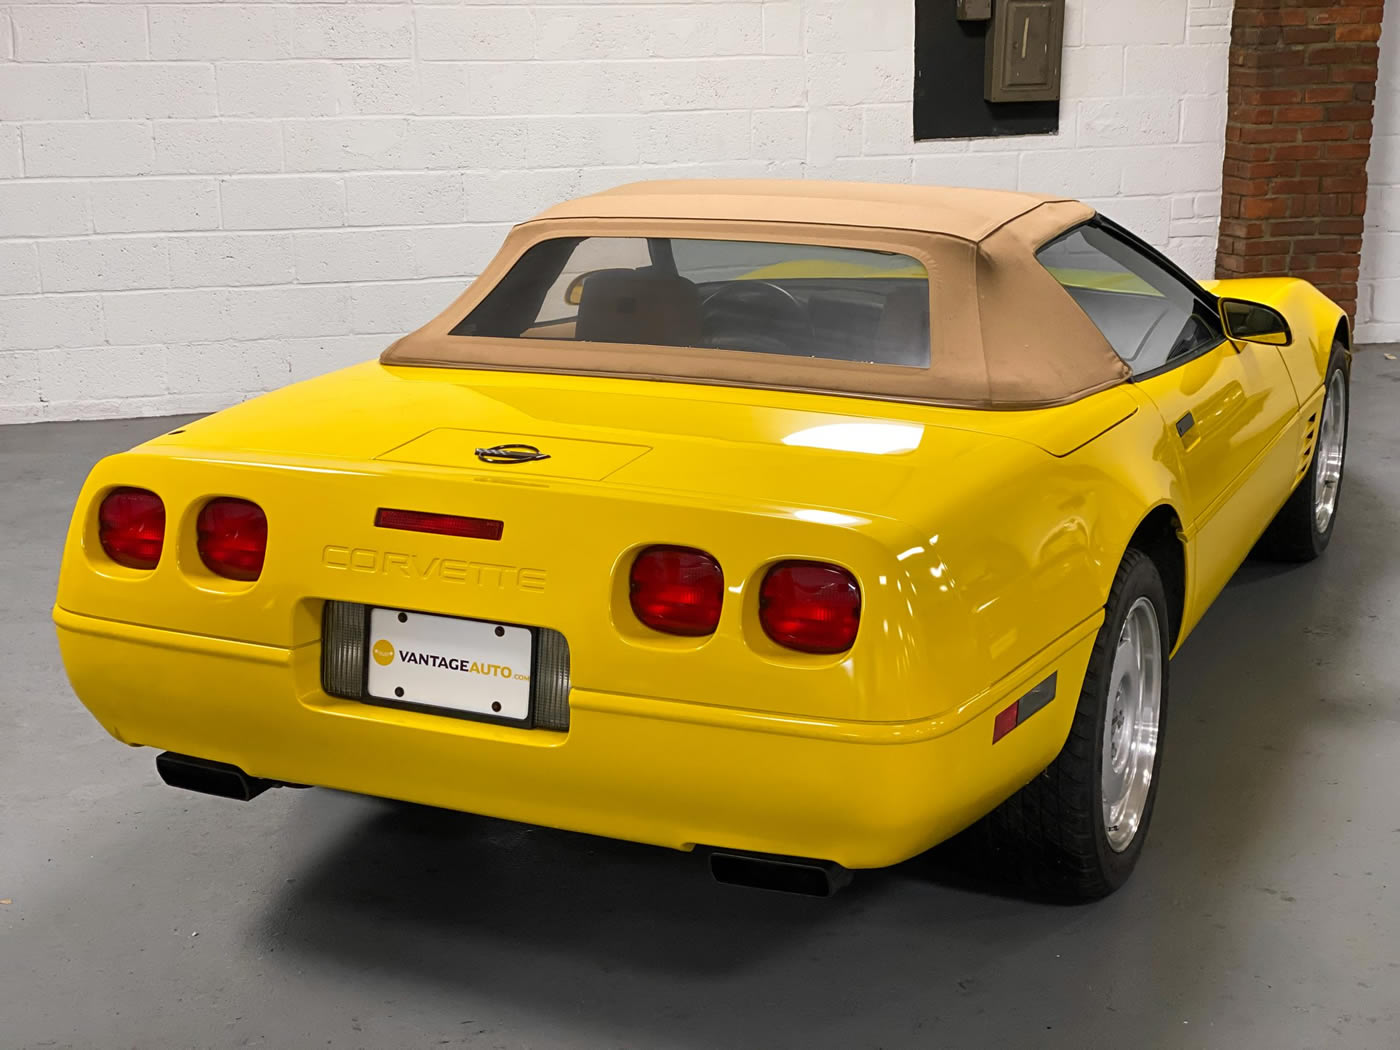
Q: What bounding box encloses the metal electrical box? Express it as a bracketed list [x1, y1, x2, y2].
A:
[957, 0, 993, 19]
[985, 0, 1064, 103]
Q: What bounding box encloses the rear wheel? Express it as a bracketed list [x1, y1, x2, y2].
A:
[1255, 345, 1349, 562]
[980, 549, 1169, 901]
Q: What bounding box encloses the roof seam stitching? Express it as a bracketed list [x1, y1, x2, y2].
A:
[515, 215, 984, 246]
[972, 200, 1070, 245]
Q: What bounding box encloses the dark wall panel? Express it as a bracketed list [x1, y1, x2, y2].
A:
[913, 1, 1058, 140]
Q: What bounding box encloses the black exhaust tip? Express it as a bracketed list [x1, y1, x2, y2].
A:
[709, 850, 852, 897]
[156, 752, 276, 801]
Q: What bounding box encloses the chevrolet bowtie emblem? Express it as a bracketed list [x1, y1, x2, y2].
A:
[474, 443, 551, 464]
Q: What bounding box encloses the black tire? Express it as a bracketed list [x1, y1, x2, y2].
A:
[979, 550, 1170, 901]
[1254, 344, 1350, 562]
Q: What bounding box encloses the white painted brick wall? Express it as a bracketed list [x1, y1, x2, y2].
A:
[0, 126, 20, 179]
[88, 63, 219, 120]
[1359, 0, 1400, 341]
[1, 0, 1237, 425]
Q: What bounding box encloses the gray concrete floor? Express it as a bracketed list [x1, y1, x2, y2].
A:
[3, 351, 1399, 1050]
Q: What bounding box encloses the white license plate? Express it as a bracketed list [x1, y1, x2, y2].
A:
[364, 607, 533, 723]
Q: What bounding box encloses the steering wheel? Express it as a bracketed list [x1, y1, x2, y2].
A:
[700, 280, 813, 354]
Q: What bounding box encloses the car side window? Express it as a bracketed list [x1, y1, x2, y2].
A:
[1037, 224, 1223, 376]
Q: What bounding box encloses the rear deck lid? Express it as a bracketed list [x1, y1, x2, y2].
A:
[377, 429, 651, 481]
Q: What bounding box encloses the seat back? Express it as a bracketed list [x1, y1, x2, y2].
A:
[575, 271, 702, 347]
[875, 285, 931, 366]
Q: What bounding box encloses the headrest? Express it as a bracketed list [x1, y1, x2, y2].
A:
[875, 284, 930, 366]
[575, 270, 702, 347]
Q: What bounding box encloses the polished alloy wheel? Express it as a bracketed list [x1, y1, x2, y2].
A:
[1101, 596, 1163, 853]
[1313, 370, 1347, 534]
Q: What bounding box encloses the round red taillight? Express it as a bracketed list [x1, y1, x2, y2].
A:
[197, 498, 268, 581]
[98, 487, 165, 569]
[629, 545, 724, 636]
[759, 561, 861, 654]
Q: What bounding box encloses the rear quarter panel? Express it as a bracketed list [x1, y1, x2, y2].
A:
[897, 393, 1187, 706]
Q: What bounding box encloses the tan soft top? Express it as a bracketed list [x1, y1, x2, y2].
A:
[533, 179, 1068, 243]
[382, 180, 1132, 409]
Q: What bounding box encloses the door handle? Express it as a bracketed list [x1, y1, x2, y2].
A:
[1176, 411, 1196, 440]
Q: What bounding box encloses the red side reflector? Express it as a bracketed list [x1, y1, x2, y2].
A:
[992, 701, 1020, 743]
[758, 561, 861, 654]
[98, 487, 165, 569]
[629, 545, 724, 636]
[375, 508, 504, 541]
[197, 498, 268, 581]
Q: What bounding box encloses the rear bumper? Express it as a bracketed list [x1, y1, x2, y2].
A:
[54, 606, 1099, 870]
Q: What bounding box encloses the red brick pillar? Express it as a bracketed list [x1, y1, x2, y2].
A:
[1215, 2, 1385, 318]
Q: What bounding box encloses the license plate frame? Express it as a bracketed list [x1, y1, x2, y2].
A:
[360, 605, 538, 728]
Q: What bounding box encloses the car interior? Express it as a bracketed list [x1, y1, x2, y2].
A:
[451, 237, 933, 368]
[572, 270, 930, 365]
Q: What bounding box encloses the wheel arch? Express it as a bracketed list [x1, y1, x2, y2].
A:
[1333, 314, 1351, 351]
[1123, 504, 1187, 653]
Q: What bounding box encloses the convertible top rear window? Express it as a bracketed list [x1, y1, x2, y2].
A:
[450, 237, 932, 368]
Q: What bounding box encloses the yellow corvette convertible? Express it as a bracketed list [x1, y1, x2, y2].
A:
[55, 181, 1350, 900]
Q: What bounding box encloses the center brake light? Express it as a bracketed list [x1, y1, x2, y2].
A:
[197, 498, 268, 581]
[98, 487, 165, 569]
[759, 561, 861, 654]
[375, 507, 504, 540]
[629, 545, 724, 636]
